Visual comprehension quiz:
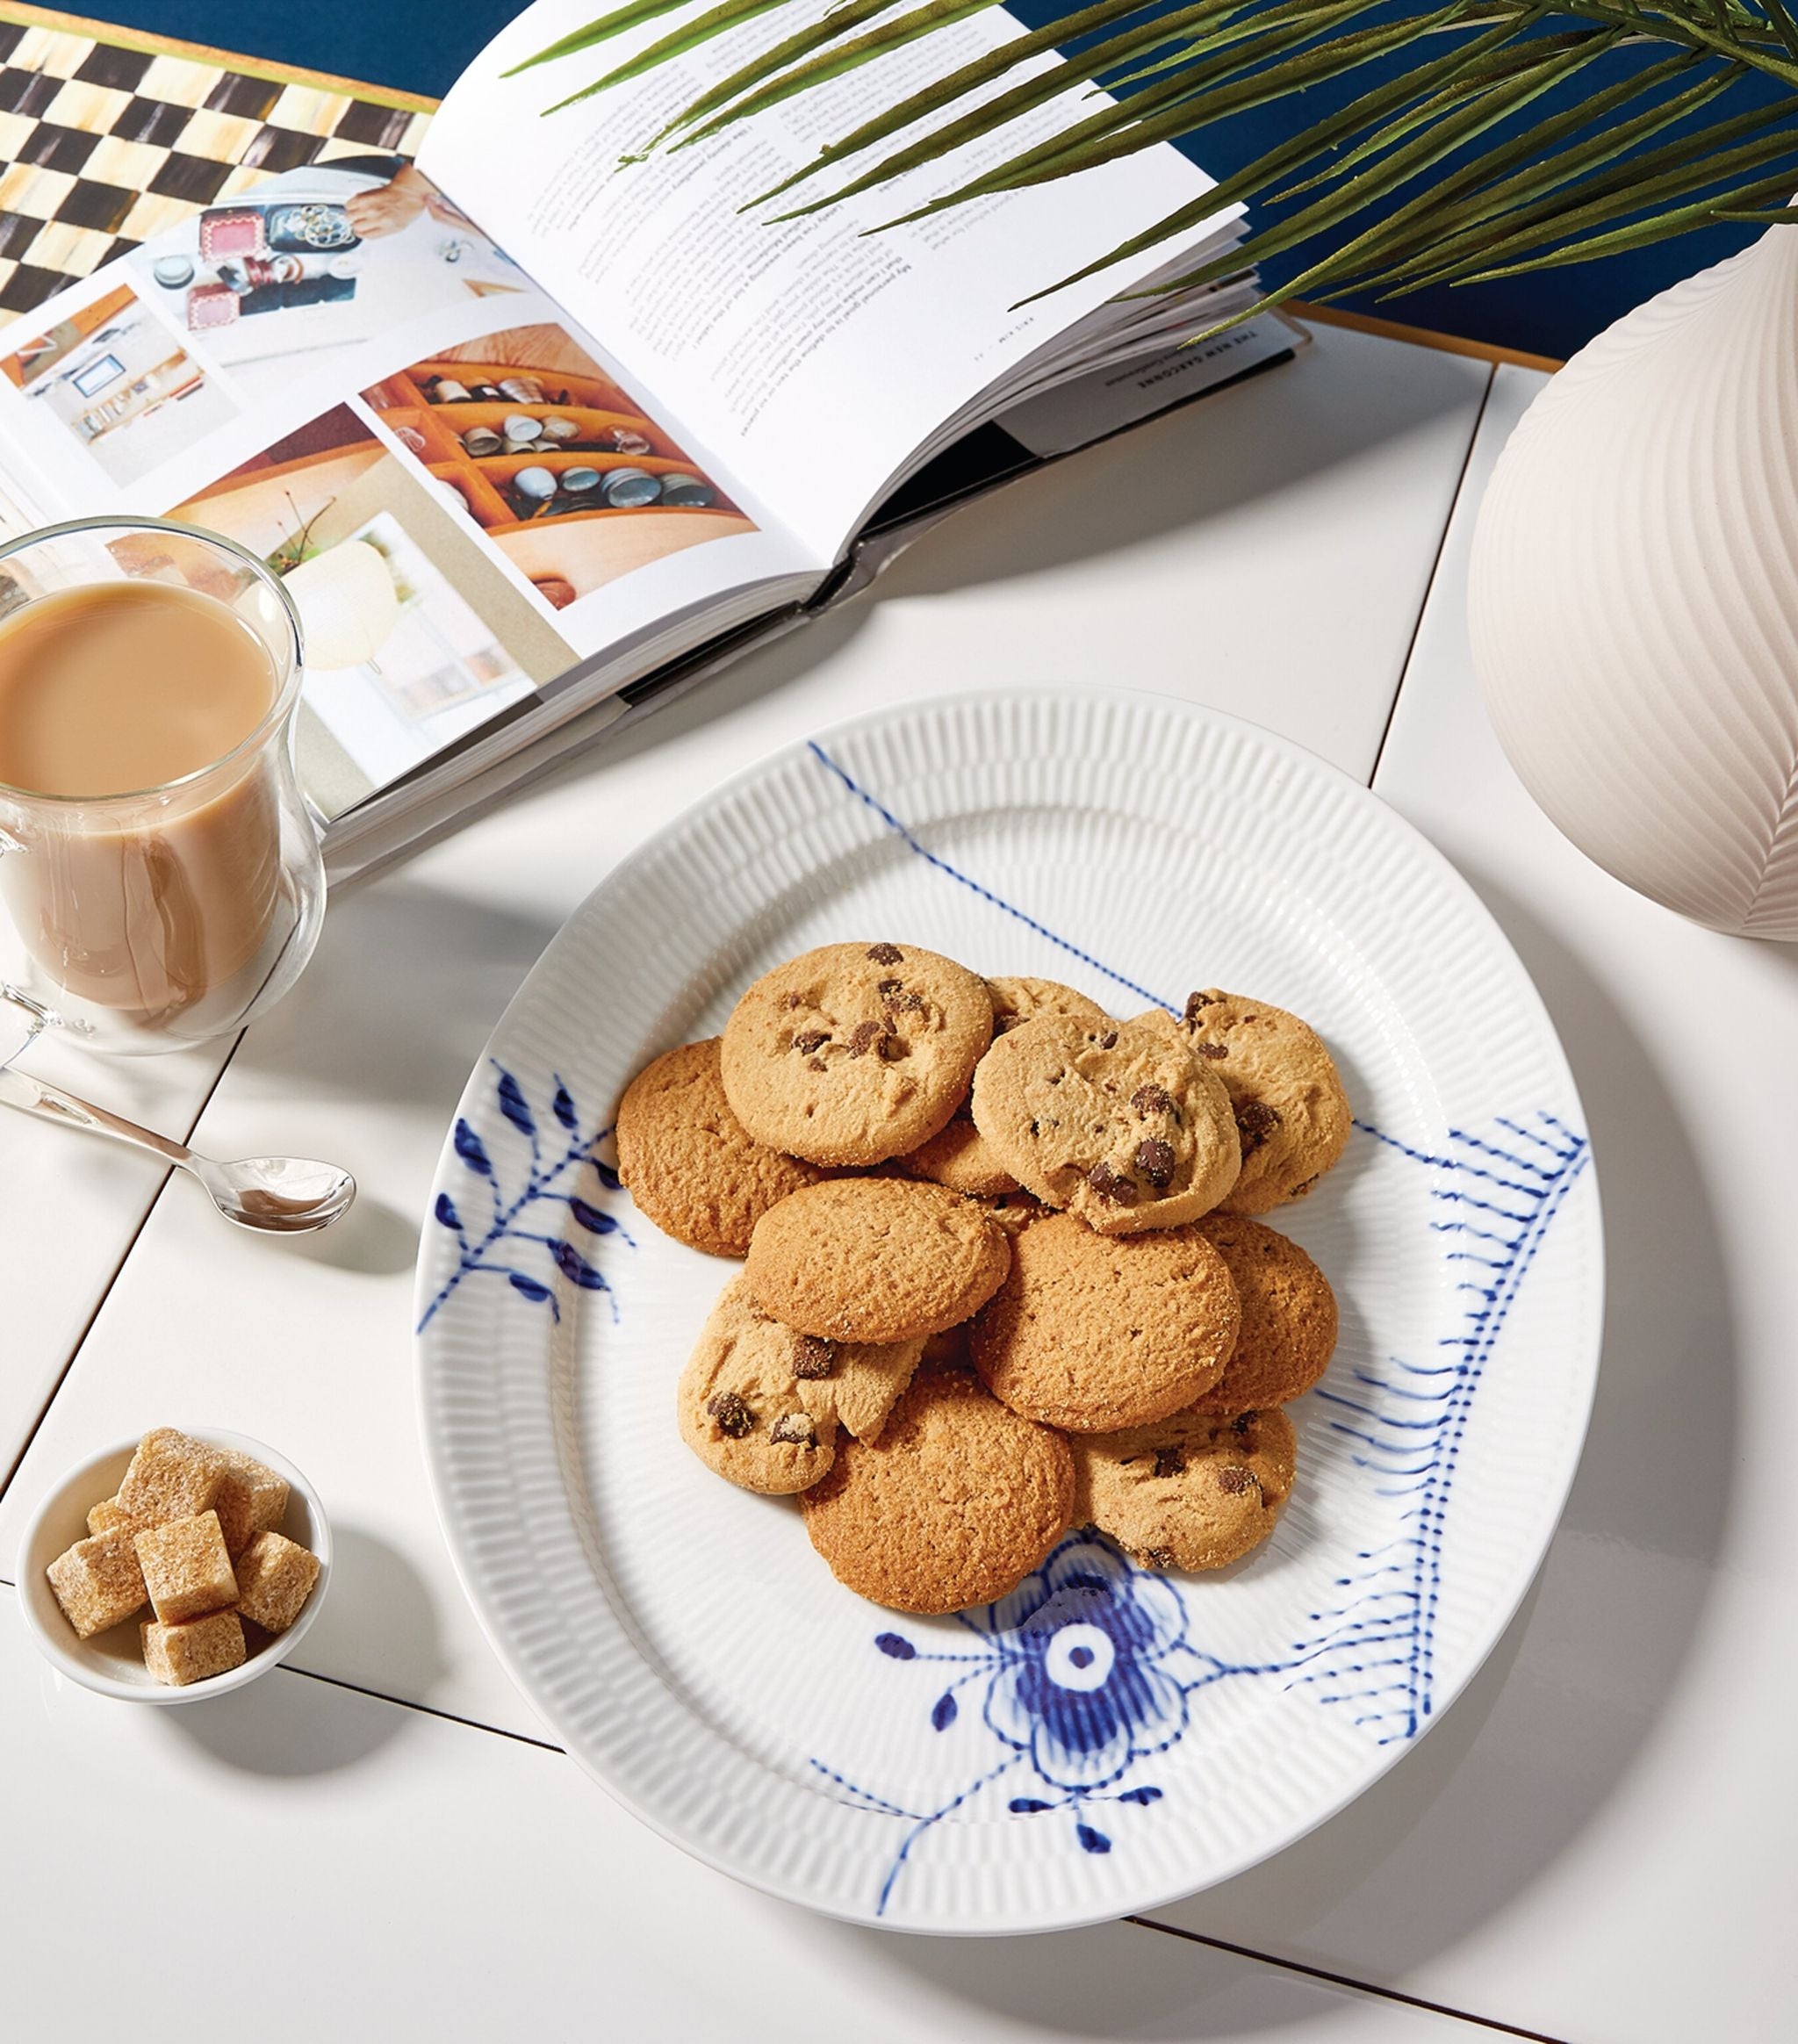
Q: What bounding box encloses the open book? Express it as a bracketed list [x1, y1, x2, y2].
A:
[0, 0, 1291, 873]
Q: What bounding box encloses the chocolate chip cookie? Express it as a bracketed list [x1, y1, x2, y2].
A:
[744, 1177, 1010, 1343]
[969, 1211, 1240, 1431]
[801, 1367, 1075, 1613]
[968, 1011, 1240, 1233]
[677, 1276, 839, 1493]
[986, 975, 1109, 1033]
[1075, 1406, 1297, 1572]
[616, 1038, 826, 1257]
[1191, 1215, 1338, 1414]
[899, 977, 1108, 1196]
[1168, 990, 1350, 1213]
[720, 942, 993, 1168]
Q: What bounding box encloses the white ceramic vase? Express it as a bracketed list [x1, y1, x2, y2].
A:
[1469, 219, 1798, 939]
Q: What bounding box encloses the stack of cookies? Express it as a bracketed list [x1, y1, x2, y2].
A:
[615, 942, 1349, 1616]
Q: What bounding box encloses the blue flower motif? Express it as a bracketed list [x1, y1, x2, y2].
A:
[418, 1063, 631, 1330]
[975, 1537, 1193, 1792]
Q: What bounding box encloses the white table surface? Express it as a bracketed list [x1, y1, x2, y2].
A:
[6, 318, 1773, 2042]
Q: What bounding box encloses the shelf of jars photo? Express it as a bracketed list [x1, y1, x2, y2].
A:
[362, 360, 736, 535]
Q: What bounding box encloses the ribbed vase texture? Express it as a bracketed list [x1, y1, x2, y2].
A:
[1470, 220, 1798, 939]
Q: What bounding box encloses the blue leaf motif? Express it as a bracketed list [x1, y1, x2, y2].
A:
[1008, 1798, 1052, 1815]
[454, 1119, 493, 1177]
[1075, 1824, 1111, 1855]
[434, 1191, 462, 1232]
[569, 1198, 618, 1235]
[930, 1692, 958, 1731]
[508, 1272, 552, 1303]
[875, 1633, 916, 1660]
[496, 1067, 536, 1137]
[1117, 1787, 1163, 1805]
[551, 1241, 609, 1290]
[552, 1082, 578, 1131]
[592, 1160, 622, 1191]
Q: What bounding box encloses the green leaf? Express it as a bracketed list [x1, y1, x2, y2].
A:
[640, 0, 909, 148]
[542, 0, 803, 110]
[669, 0, 1008, 145]
[1462, 162, 1798, 272]
[506, 0, 698, 75]
[755, 0, 1381, 213]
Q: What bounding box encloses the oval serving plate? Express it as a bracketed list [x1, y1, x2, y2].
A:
[415, 688, 1601, 1934]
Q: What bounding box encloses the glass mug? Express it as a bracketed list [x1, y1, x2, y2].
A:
[0, 517, 325, 1057]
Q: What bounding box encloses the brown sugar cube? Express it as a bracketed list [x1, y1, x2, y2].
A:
[233, 1530, 320, 1634]
[212, 1449, 290, 1558]
[134, 1511, 238, 1623]
[116, 1429, 227, 1528]
[86, 1496, 147, 1538]
[141, 1610, 246, 1688]
[45, 1529, 147, 1638]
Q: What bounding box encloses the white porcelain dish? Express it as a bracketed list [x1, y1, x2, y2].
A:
[414, 687, 1602, 1933]
[17, 1428, 330, 1703]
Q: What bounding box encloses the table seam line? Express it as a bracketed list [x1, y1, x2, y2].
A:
[1365, 364, 1498, 792]
[1123, 1916, 1572, 2042]
[0, 1028, 247, 1503]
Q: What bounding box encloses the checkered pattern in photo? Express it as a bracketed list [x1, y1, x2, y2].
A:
[0, 14, 432, 318]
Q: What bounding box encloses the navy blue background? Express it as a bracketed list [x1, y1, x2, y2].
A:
[90, 0, 1770, 360]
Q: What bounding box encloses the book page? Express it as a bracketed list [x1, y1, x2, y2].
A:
[0, 160, 819, 820]
[421, 0, 1239, 562]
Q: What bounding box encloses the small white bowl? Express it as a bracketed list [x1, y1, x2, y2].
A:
[16, 1429, 331, 1704]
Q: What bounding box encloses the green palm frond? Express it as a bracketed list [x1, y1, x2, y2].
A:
[515, 0, 1798, 313]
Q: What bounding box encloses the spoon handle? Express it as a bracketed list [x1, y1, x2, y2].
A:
[0, 1064, 193, 1170]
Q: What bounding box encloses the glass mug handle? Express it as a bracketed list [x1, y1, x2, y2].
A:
[0, 827, 43, 1066]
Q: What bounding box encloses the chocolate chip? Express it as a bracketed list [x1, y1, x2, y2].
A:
[848, 1019, 885, 1057]
[708, 1392, 754, 1437]
[769, 1414, 817, 1447]
[1132, 1084, 1175, 1118]
[1194, 1042, 1228, 1061]
[1133, 1137, 1176, 1188]
[876, 978, 903, 997]
[1216, 1465, 1254, 1495]
[1143, 1546, 1176, 1571]
[1233, 1412, 1256, 1435]
[1153, 1445, 1186, 1479]
[884, 990, 924, 1012]
[1099, 1030, 1118, 1049]
[1235, 1099, 1282, 1154]
[1183, 991, 1217, 1024]
[793, 1029, 830, 1054]
[867, 943, 903, 964]
[1087, 1161, 1137, 1205]
[806, 1056, 827, 1072]
[1289, 1174, 1320, 1199]
[784, 991, 804, 1009]
[792, 1335, 836, 1379]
